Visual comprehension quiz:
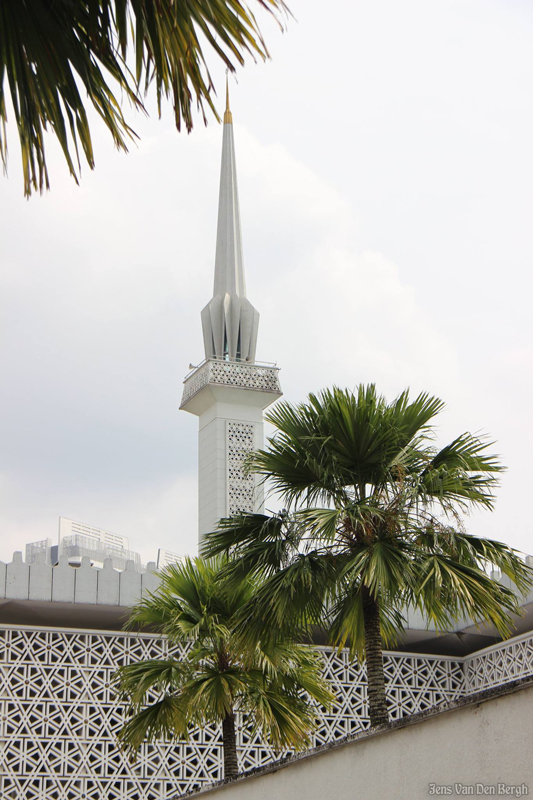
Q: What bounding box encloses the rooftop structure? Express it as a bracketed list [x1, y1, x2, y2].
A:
[156, 548, 182, 570]
[24, 516, 180, 574]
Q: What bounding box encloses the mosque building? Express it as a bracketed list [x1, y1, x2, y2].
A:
[1, 91, 533, 800]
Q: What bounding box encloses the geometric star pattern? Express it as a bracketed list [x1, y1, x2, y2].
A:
[181, 360, 281, 407]
[464, 631, 533, 693]
[227, 423, 256, 516]
[1, 626, 531, 800]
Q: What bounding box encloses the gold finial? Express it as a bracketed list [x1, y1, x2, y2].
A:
[224, 72, 233, 124]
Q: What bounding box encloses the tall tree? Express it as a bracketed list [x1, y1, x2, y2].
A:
[0, 0, 287, 195]
[202, 385, 533, 727]
[114, 556, 334, 779]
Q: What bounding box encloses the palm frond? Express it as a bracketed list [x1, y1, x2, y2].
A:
[201, 512, 301, 579]
[179, 665, 249, 720]
[413, 525, 533, 600]
[233, 551, 336, 645]
[411, 554, 522, 638]
[114, 658, 188, 705]
[117, 695, 188, 756]
[0, 0, 288, 195]
[327, 579, 405, 657]
[419, 433, 503, 511]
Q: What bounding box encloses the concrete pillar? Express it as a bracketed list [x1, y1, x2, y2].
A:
[52, 556, 76, 603]
[97, 558, 120, 605]
[141, 562, 161, 597]
[119, 560, 142, 607]
[28, 555, 53, 602]
[74, 556, 97, 604]
[5, 552, 30, 600]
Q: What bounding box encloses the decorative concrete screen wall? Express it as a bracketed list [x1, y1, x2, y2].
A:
[181, 360, 281, 407]
[227, 422, 256, 515]
[2, 625, 533, 800]
[464, 633, 533, 692]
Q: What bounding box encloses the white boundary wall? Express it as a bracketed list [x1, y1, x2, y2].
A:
[196, 682, 533, 800]
[1, 625, 533, 800]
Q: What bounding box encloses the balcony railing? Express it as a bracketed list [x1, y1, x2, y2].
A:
[181, 357, 281, 406]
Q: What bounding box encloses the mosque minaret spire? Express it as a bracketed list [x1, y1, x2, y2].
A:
[180, 80, 282, 545]
[201, 78, 259, 363]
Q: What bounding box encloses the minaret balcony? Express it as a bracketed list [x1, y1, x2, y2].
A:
[180, 357, 282, 411]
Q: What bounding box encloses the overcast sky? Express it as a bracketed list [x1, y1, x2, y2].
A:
[1, 0, 532, 565]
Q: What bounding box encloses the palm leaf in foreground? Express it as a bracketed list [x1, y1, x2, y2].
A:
[0, 0, 288, 195]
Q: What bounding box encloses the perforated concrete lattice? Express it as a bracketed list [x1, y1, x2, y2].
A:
[209, 361, 280, 392]
[181, 359, 281, 406]
[227, 422, 256, 516]
[1, 626, 532, 800]
[464, 633, 533, 692]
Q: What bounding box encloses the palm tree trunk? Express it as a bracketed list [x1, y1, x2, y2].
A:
[222, 711, 238, 779]
[362, 585, 389, 727]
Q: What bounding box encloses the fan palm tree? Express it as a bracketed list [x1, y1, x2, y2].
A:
[202, 385, 533, 728]
[114, 556, 334, 779]
[0, 0, 288, 196]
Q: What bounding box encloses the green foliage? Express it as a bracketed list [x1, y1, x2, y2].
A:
[114, 556, 334, 761]
[0, 0, 287, 195]
[202, 385, 533, 658]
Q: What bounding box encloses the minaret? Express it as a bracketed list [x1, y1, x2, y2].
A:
[180, 83, 282, 544]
